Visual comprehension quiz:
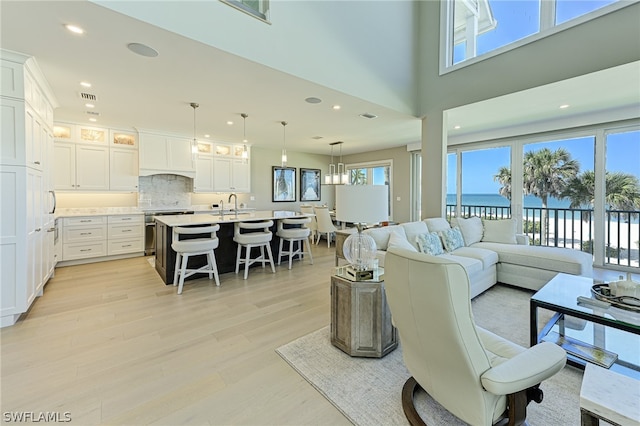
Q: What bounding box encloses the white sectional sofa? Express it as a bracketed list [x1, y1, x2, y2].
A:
[363, 217, 593, 298]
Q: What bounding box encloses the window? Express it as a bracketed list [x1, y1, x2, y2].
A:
[221, 0, 270, 22]
[347, 160, 393, 219]
[447, 123, 640, 271]
[443, 0, 625, 70]
[604, 128, 640, 268]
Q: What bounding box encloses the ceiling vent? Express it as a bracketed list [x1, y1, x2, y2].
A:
[78, 92, 98, 101]
[359, 112, 378, 119]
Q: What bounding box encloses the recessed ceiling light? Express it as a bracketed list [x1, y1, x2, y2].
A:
[85, 103, 95, 108]
[88, 118, 97, 122]
[65, 24, 84, 34]
[127, 42, 159, 58]
[454, 125, 461, 130]
[560, 104, 570, 109]
[305, 97, 322, 104]
[80, 81, 91, 88]
[204, 134, 210, 138]
[332, 105, 341, 110]
[227, 121, 234, 125]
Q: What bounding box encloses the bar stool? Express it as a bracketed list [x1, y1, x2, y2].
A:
[276, 217, 314, 269]
[171, 224, 220, 295]
[234, 220, 276, 280]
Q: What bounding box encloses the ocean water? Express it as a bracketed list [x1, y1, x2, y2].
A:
[447, 194, 639, 223]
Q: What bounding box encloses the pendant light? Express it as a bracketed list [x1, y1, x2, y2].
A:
[281, 121, 288, 167]
[241, 113, 249, 161]
[190, 102, 199, 155]
[325, 141, 348, 185]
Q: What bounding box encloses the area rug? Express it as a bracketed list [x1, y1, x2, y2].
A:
[276, 285, 583, 426]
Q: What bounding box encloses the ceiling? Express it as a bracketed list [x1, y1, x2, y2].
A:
[1, 1, 638, 156]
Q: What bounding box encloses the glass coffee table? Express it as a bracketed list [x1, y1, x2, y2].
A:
[530, 273, 640, 377]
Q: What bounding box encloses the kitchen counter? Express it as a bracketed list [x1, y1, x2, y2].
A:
[153, 210, 312, 285]
[55, 207, 143, 218]
[154, 210, 309, 227]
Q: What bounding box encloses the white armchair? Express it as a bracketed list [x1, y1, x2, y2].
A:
[384, 247, 566, 426]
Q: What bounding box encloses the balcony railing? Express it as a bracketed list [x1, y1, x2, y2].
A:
[446, 204, 640, 269]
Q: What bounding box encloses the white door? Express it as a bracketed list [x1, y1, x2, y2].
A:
[213, 157, 232, 191]
[53, 142, 76, 190]
[76, 145, 109, 190]
[110, 148, 139, 191]
[231, 159, 250, 192]
[194, 155, 214, 192]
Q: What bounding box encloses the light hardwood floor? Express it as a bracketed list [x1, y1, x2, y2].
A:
[1, 244, 351, 425]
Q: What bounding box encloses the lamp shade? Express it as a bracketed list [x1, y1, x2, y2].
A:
[335, 185, 388, 224]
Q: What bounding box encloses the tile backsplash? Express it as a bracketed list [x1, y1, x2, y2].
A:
[138, 174, 192, 210]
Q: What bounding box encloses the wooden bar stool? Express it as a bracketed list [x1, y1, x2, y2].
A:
[276, 217, 314, 269]
[233, 220, 275, 280]
[171, 224, 220, 295]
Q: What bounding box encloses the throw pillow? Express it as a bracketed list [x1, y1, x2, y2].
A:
[451, 216, 483, 245]
[416, 232, 444, 256]
[424, 217, 451, 233]
[387, 230, 417, 252]
[439, 227, 465, 252]
[481, 218, 517, 244]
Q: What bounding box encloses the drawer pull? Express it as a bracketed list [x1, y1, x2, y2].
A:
[80, 220, 91, 223]
[121, 218, 132, 220]
[34, 161, 41, 165]
[122, 244, 132, 248]
[80, 232, 92, 235]
[80, 249, 92, 252]
[122, 229, 132, 232]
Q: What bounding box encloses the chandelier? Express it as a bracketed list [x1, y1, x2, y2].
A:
[324, 141, 348, 185]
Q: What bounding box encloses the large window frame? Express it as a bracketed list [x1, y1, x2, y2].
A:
[439, 0, 631, 74]
[446, 120, 640, 273]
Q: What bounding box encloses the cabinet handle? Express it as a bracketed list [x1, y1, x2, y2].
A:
[80, 220, 91, 222]
[80, 249, 92, 252]
[35, 228, 41, 232]
[122, 244, 132, 248]
[47, 228, 55, 232]
[80, 232, 92, 235]
[121, 218, 132, 220]
[122, 229, 132, 232]
[34, 161, 41, 165]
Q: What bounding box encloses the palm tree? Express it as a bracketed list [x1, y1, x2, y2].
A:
[350, 169, 366, 185]
[563, 170, 640, 221]
[494, 148, 579, 243]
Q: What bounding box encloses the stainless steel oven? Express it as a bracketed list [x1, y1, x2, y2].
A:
[144, 210, 194, 255]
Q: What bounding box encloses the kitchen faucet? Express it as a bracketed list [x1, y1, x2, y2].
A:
[228, 193, 238, 212]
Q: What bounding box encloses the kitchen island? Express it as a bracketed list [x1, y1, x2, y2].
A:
[154, 210, 311, 284]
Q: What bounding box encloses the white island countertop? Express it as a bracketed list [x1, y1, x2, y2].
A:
[154, 210, 311, 227]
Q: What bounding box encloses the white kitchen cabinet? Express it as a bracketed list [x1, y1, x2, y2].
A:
[107, 215, 144, 255]
[110, 148, 138, 191]
[138, 131, 195, 178]
[195, 155, 215, 192]
[62, 216, 107, 261]
[53, 142, 109, 190]
[1, 51, 56, 328]
[213, 157, 251, 192]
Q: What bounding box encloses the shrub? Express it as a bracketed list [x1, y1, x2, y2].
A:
[523, 220, 541, 234]
[581, 240, 620, 257]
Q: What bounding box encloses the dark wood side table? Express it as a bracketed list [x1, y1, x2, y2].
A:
[330, 270, 398, 358]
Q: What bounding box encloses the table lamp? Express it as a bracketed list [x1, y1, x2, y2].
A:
[335, 185, 388, 279]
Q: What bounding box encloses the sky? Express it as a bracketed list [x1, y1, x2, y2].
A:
[448, 0, 638, 195]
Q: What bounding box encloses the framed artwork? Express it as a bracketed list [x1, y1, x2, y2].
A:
[300, 168, 321, 202]
[272, 166, 296, 202]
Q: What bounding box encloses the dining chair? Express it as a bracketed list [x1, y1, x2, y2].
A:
[300, 205, 318, 244]
[314, 206, 338, 248]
